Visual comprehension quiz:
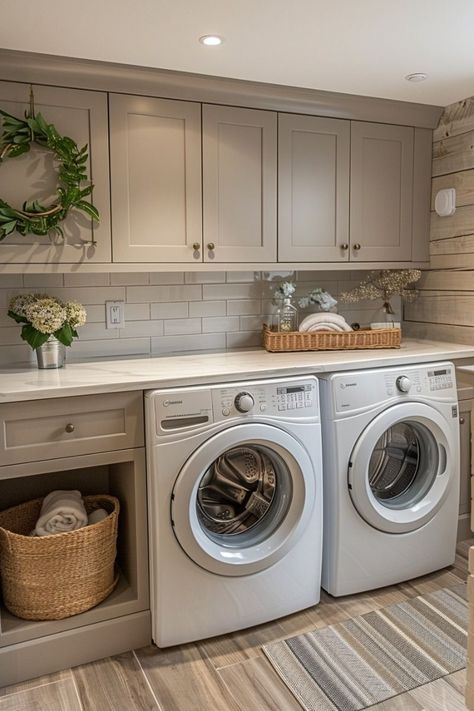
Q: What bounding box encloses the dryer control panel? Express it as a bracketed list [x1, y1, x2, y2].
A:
[325, 362, 456, 416]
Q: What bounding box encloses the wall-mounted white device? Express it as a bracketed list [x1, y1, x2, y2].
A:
[434, 188, 456, 217]
[106, 301, 125, 329]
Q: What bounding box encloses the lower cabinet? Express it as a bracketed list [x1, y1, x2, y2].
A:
[0, 393, 150, 687]
[459, 396, 473, 541]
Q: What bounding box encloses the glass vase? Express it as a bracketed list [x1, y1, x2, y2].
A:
[276, 297, 298, 332]
[36, 337, 65, 369]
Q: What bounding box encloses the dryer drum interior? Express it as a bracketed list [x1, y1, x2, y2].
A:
[196, 444, 293, 545]
[368, 421, 439, 509]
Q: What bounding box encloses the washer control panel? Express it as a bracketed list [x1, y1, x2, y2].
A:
[427, 367, 454, 391]
[214, 378, 318, 421]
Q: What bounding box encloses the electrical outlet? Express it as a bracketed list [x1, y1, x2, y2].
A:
[106, 301, 125, 329]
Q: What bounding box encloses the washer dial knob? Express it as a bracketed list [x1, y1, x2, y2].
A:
[396, 375, 412, 393]
[234, 392, 255, 412]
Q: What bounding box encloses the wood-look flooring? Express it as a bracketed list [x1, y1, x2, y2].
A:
[1, 539, 472, 711]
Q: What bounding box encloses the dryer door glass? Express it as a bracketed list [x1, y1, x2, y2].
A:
[368, 421, 438, 509]
[196, 444, 292, 546]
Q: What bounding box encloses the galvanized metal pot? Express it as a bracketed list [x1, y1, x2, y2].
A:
[36, 337, 66, 369]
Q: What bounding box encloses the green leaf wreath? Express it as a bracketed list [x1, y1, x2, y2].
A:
[0, 105, 99, 241]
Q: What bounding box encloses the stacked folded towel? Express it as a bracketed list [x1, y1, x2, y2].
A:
[32, 490, 109, 536]
[299, 312, 352, 333]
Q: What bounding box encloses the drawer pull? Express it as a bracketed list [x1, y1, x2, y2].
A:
[65, 423, 75, 433]
[460, 417, 465, 424]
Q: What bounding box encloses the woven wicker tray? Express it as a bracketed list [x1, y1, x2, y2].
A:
[263, 324, 401, 352]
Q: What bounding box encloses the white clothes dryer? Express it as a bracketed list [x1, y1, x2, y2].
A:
[146, 376, 322, 647]
[319, 362, 460, 597]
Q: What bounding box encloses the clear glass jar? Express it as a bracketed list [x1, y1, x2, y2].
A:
[277, 297, 298, 332]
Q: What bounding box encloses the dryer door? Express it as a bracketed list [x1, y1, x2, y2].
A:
[348, 402, 454, 534]
[171, 423, 317, 575]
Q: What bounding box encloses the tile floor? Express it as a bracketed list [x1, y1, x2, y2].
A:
[1, 540, 471, 711]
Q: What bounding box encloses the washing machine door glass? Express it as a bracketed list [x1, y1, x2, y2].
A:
[349, 402, 453, 534]
[171, 423, 317, 576]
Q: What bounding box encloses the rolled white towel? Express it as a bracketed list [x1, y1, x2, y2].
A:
[307, 322, 345, 332]
[34, 490, 88, 537]
[88, 508, 108, 526]
[299, 312, 352, 332]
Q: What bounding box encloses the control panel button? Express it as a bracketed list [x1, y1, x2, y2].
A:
[259, 403, 267, 412]
[222, 407, 231, 416]
[235, 392, 255, 413]
[396, 376, 412, 393]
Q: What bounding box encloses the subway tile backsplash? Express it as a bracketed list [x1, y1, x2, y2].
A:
[0, 271, 401, 366]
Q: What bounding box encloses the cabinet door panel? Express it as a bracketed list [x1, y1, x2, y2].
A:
[278, 114, 350, 262]
[203, 105, 276, 262]
[350, 122, 414, 262]
[110, 94, 202, 263]
[0, 82, 110, 264]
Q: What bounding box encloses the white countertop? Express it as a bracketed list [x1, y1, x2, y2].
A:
[1, 338, 474, 404]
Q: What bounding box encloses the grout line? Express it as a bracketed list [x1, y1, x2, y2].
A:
[70, 672, 85, 711]
[0, 678, 67, 703]
[132, 650, 164, 711]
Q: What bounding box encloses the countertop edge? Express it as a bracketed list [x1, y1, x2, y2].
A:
[1, 339, 474, 404]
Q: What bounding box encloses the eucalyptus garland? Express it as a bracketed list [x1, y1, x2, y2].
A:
[0, 108, 99, 241]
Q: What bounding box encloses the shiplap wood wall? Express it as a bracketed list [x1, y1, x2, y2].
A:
[404, 97, 474, 343]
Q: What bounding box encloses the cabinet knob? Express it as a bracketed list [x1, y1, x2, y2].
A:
[65, 423, 75, 433]
[207, 243, 215, 251]
[192, 242, 200, 251]
[340, 243, 349, 251]
[353, 243, 361, 251]
[460, 417, 465, 424]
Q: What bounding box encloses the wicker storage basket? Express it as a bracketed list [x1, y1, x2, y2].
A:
[0, 494, 119, 621]
[263, 324, 401, 352]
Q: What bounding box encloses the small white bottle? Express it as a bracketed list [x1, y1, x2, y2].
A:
[277, 297, 298, 332]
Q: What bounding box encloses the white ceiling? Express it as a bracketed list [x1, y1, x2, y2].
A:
[2, 0, 474, 106]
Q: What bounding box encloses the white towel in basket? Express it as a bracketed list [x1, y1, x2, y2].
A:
[299, 312, 352, 332]
[34, 490, 88, 536]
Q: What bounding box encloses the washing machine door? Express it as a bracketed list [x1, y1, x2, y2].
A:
[348, 402, 453, 534]
[171, 422, 317, 576]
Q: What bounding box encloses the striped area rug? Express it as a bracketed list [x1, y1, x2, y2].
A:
[263, 585, 468, 711]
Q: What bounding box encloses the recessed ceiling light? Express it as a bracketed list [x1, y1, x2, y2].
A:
[199, 35, 224, 46]
[405, 73, 428, 83]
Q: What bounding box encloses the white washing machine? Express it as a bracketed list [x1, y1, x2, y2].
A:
[319, 362, 460, 597]
[145, 376, 322, 647]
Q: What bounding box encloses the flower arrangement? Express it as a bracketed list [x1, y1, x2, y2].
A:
[8, 293, 87, 349]
[339, 269, 421, 315]
[274, 281, 338, 312]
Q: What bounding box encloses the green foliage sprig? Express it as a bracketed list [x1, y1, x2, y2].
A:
[0, 109, 99, 241]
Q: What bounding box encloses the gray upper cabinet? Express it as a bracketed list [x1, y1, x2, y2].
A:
[202, 104, 277, 263]
[109, 94, 202, 263]
[0, 81, 111, 264]
[350, 121, 414, 262]
[278, 114, 350, 262]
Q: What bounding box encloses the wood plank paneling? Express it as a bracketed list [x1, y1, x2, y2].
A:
[405, 291, 474, 327]
[433, 97, 474, 141]
[430, 205, 474, 242]
[433, 130, 474, 176]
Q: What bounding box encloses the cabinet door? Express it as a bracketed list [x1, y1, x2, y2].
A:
[203, 105, 277, 262]
[350, 122, 414, 262]
[0, 82, 110, 264]
[278, 114, 350, 262]
[110, 94, 202, 263]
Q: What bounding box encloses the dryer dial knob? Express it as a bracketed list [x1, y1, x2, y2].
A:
[235, 392, 255, 412]
[396, 375, 412, 393]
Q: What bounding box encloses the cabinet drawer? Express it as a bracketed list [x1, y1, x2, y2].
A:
[0, 392, 144, 466]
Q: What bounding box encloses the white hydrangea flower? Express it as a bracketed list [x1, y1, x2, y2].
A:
[9, 293, 37, 318]
[24, 298, 67, 335]
[66, 301, 87, 328]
